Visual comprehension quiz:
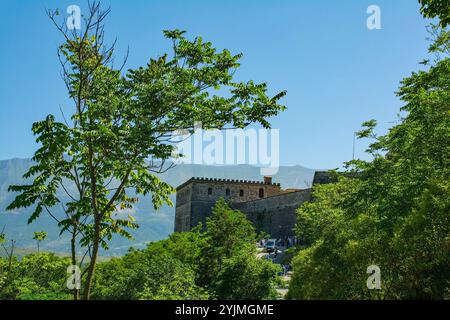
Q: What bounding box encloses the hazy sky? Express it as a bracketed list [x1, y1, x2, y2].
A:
[0, 0, 431, 169]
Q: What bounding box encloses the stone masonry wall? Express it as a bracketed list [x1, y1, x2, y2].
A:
[176, 178, 284, 231]
[175, 171, 333, 237]
[233, 189, 311, 238]
[174, 183, 192, 232]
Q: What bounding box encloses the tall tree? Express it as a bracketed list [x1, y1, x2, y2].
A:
[33, 231, 48, 253]
[7, 2, 286, 299]
[288, 1, 450, 300]
[197, 199, 280, 299]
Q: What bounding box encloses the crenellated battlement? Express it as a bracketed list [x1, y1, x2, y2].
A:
[176, 177, 281, 191]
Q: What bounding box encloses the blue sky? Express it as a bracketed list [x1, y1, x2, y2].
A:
[0, 0, 431, 169]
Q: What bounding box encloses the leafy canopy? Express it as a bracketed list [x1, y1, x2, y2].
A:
[288, 3, 450, 299]
[7, 1, 286, 300]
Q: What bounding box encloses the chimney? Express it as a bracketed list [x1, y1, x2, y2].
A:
[264, 176, 273, 184]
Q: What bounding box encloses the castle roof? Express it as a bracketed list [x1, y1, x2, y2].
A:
[176, 171, 339, 190]
[176, 177, 281, 190]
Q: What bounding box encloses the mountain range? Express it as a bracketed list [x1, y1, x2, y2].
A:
[0, 158, 317, 256]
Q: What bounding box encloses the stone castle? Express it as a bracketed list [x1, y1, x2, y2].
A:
[174, 171, 333, 239]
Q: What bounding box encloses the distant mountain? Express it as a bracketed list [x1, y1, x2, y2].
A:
[0, 158, 316, 256]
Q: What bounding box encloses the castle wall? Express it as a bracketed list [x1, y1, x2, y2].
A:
[174, 176, 318, 238]
[233, 189, 311, 238]
[179, 179, 283, 230]
[174, 183, 193, 232]
[189, 179, 282, 203]
[189, 200, 217, 229]
[312, 171, 336, 185]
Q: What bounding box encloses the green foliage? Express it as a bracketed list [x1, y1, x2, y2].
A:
[289, 178, 386, 299]
[210, 249, 280, 300]
[33, 231, 47, 252]
[419, 0, 450, 27]
[138, 267, 208, 300]
[91, 199, 280, 300]
[0, 253, 71, 300]
[92, 249, 208, 300]
[289, 19, 450, 299]
[152, 226, 205, 270]
[33, 231, 47, 242]
[197, 199, 280, 299]
[204, 199, 256, 257]
[7, 2, 286, 299]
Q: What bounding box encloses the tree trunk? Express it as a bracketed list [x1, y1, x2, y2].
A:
[84, 135, 99, 300]
[82, 217, 100, 300]
[71, 227, 80, 300]
[6, 240, 14, 283]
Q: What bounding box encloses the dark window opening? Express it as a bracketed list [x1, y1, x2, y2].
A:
[239, 189, 244, 197]
[226, 188, 230, 196]
[259, 188, 264, 198]
[208, 188, 212, 195]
